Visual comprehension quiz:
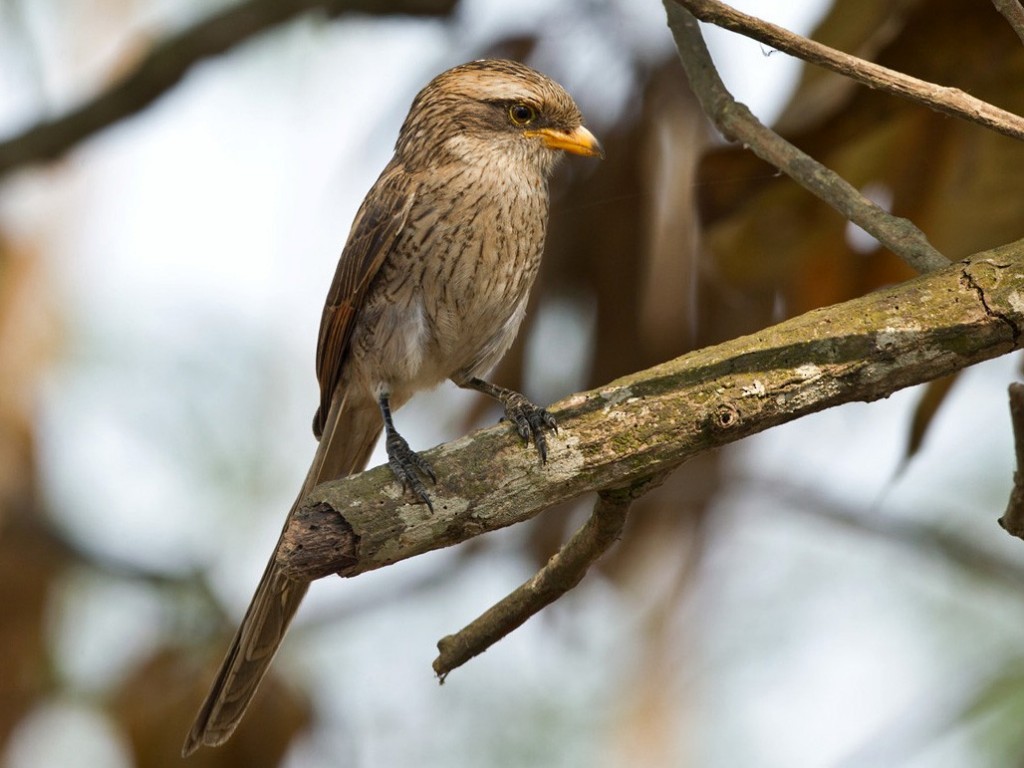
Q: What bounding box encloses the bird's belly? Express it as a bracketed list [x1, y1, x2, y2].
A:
[436, 292, 528, 370]
[350, 264, 536, 399]
[347, 298, 435, 398]
[348, 183, 546, 398]
[426, 244, 538, 375]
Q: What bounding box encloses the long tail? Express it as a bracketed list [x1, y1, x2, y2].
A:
[182, 393, 382, 756]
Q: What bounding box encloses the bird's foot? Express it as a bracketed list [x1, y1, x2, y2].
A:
[500, 392, 557, 464]
[385, 430, 436, 511]
[455, 378, 557, 463]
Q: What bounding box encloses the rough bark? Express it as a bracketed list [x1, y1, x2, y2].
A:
[277, 239, 1024, 581]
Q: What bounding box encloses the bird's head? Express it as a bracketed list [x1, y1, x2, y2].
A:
[395, 59, 602, 173]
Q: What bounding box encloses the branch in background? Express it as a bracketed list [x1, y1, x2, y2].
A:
[998, 383, 1024, 539]
[433, 478, 660, 681]
[662, 2, 949, 275]
[747, 476, 1024, 591]
[276, 239, 1024, 583]
[673, 0, 1024, 143]
[992, 0, 1024, 47]
[0, 0, 456, 179]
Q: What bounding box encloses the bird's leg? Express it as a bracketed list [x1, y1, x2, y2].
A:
[457, 377, 557, 463]
[378, 393, 436, 511]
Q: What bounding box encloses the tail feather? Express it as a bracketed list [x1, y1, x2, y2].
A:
[182, 394, 382, 756]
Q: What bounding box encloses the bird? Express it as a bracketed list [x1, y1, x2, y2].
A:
[182, 58, 601, 756]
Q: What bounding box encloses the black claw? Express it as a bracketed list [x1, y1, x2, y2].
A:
[502, 393, 557, 464]
[458, 378, 558, 465]
[385, 430, 436, 512]
[379, 393, 435, 511]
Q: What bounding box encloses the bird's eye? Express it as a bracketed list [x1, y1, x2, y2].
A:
[508, 103, 537, 126]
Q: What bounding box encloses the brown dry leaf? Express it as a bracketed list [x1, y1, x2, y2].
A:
[0, 234, 61, 519]
[905, 373, 959, 462]
[114, 648, 312, 768]
[773, 0, 925, 136]
[699, 0, 1024, 323]
[0, 517, 72, 750]
[0, 231, 68, 749]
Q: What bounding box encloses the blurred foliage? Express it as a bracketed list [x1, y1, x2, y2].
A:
[699, 0, 1024, 473]
[700, 0, 1024, 314]
[2, 0, 1024, 765]
[0, 234, 70, 745]
[498, 0, 1024, 763]
[114, 649, 310, 768]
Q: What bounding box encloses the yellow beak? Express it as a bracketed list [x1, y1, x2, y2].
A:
[526, 124, 604, 158]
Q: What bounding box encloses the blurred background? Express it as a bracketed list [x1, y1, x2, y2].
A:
[3, 0, 1024, 766]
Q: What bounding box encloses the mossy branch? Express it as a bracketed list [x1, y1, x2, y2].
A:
[277, 240, 1024, 581]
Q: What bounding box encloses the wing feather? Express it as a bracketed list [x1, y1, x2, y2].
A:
[313, 166, 415, 438]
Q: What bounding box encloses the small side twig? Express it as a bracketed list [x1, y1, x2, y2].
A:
[662, 1, 949, 275]
[432, 480, 656, 681]
[673, 0, 1024, 144]
[992, 0, 1024, 47]
[998, 383, 1024, 539]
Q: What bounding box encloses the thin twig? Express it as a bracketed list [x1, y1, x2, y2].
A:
[0, 0, 455, 179]
[998, 383, 1024, 539]
[432, 485, 640, 681]
[662, 1, 949, 274]
[992, 0, 1024, 47]
[673, 0, 1024, 143]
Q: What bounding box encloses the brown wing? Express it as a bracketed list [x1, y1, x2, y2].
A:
[313, 165, 415, 438]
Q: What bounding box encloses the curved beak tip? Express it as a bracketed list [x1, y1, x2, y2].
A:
[528, 125, 604, 159]
[567, 125, 604, 159]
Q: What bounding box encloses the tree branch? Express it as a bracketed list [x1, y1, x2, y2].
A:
[998, 382, 1024, 539]
[662, 1, 950, 275]
[992, 0, 1024, 47]
[672, 0, 1024, 143]
[432, 476, 665, 680]
[745, 476, 1024, 591]
[277, 239, 1024, 581]
[0, 0, 455, 179]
